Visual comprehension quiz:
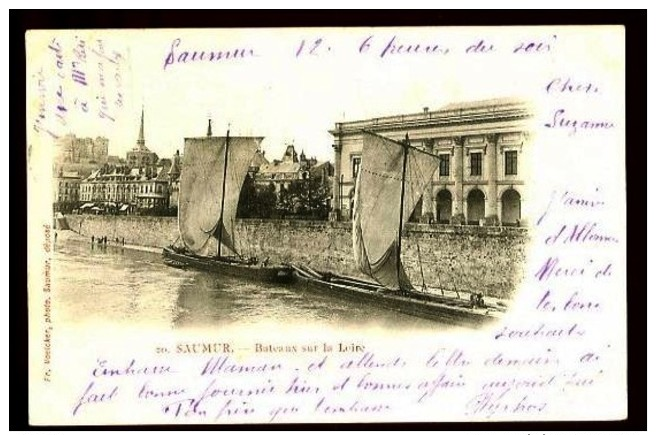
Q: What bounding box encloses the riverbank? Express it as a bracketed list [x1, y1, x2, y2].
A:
[56, 229, 162, 254]
[64, 215, 528, 299]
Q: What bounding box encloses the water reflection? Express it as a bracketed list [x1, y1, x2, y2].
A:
[53, 240, 441, 330]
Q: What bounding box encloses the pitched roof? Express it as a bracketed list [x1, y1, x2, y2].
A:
[259, 160, 301, 174]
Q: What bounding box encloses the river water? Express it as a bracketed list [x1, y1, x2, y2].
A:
[52, 239, 442, 330]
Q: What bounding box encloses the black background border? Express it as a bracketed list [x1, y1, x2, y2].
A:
[10, 9, 647, 431]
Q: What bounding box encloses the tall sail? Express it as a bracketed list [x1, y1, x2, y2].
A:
[353, 132, 439, 291]
[179, 136, 261, 254]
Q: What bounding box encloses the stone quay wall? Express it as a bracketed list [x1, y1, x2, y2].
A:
[65, 215, 528, 299]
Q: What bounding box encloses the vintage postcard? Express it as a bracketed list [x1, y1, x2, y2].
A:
[26, 26, 626, 425]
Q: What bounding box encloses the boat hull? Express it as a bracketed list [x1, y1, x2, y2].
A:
[291, 266, 501, 327]
[162, 247, 293, 283]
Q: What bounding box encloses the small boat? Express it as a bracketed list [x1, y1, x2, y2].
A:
[163, 120, 293, 283]
[163, 246, 292, 282]
[291, 131, 507, 326]
[291, 264, 504, 326]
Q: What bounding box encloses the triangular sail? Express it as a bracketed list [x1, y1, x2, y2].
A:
[179, 136, 260, 254]
[353, 132, 439, 291]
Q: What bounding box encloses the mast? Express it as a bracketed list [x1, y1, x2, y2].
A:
[396, 133, 410, 289]
[217, 127, 230, 258]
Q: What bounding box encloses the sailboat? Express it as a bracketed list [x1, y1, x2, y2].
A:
[162, 121, 293, 283]
[292, 131, 506, 326]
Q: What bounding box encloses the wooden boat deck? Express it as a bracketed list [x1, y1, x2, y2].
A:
[290, 264, 507, 326]
[162, 247, 293, 283]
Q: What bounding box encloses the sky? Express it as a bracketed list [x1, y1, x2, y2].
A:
[27, 26, 623, 166]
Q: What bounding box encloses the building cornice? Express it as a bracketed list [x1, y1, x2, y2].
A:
[329, 101, 532, 137]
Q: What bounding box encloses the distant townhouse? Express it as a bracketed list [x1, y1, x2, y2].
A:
[254, 144, 332, 193]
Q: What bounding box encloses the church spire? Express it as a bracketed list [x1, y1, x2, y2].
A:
[207, 118, 212, 137]
[137, 106, 145, 148]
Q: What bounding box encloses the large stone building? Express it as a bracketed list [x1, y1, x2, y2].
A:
[53, 134, 116, 179]
[329, 98, 532, 225]
[55, 134, 109, 164]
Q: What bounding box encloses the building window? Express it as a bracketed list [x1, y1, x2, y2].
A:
[352, 156, 361, 179]
[470, 152, 482, 176]
[505, 150, 518, 176]
[439, 154, 450, 177]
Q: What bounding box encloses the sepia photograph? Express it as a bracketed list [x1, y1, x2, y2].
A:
[26, 24, 627, 426]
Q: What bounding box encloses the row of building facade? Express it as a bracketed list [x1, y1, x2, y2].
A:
[55, 98, 530, 224]
[54, 109, 180, 213]
[54, 112, 332, 214]
[329, 98, 531, 225]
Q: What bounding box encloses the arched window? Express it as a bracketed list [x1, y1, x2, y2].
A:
[435, 189, 453, 223]
[501, 189, 521, 225]
[467, 189, 485, 224]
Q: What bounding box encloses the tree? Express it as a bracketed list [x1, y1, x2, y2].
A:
[237, 176, 277, 218]
[276, 177, 330, 219]
[304, 176, 331, 219]
[238, 174, 330, 220]
[276, 184, 293, 218]
[237, 174, 258, 218]
[257, 183, 277, 218]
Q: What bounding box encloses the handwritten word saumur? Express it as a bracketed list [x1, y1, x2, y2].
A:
[161, 34, 559, 69]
